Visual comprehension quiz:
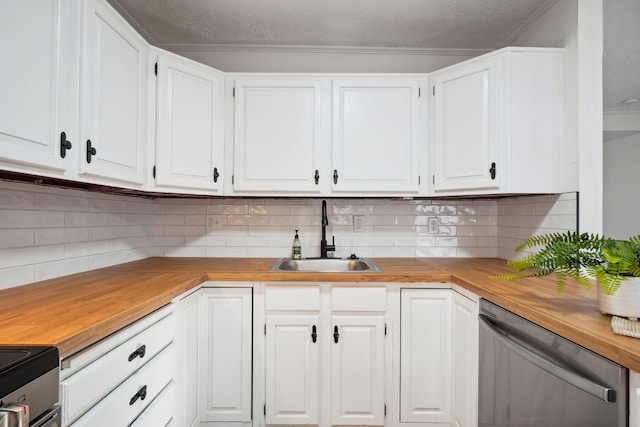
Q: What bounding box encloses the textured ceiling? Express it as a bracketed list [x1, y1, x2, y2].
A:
[109, 0, 639, 114]
[108, 0, 553, 49]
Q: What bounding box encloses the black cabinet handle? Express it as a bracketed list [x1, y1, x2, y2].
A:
[333, 169, 339, 185]
[311, 325, 317, 343]
[213, 167, 220, 183]
[129, 385, 147, 405]
[314, 170, 320, 185]
[128, 344, 146, 361]
[489, 162, 496, 180]
[60, 132, 72, 158]
[86, 140, 97, 163]
[333, 325, 339, 343]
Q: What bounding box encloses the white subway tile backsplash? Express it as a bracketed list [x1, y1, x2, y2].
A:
[0, 188, 36, 209]
[0, 229, 34, 248]
[0, 265, 35, 290]
[36, 193, 90, 212]
[0, 177, 580, 289]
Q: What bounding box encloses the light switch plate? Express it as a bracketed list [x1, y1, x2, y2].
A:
[353, 215, 365, 232]
[428, 217, 438, 234]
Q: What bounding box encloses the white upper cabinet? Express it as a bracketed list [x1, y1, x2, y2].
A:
[78, 0, 148, 187]
[0, 0, 79, 176]
[153, 50, 225, 194]
[332, 79, 424, 195]
[232, 78, 324, 195]
[431, 47, 563, 195]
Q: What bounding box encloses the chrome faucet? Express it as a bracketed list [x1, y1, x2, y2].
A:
[320, 200, 336, 258]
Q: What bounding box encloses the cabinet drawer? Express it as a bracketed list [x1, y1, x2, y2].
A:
[332, 287, 386, 311]
[266, 286, 320, 311]
[61, 313, 175, 424]
[130, 380, 175, 427]
[70, 344, 176, 427]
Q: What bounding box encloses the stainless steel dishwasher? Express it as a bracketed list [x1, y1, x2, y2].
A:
[479, 300, 628, 427]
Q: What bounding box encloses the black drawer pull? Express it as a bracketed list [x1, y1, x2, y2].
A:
[311, 325, 317, 343]
[333, 325, 339, 343]
[129, 385, 147, 405]
[314, 169, 320, 185]
[128, 344, 146, 361]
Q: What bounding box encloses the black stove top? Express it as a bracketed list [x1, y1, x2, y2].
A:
[0, 346, 58, 401]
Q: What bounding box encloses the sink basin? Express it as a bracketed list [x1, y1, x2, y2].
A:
[269, 258, 381, 272]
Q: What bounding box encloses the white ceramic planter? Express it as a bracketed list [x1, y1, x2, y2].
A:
[598, 277, 640, 320]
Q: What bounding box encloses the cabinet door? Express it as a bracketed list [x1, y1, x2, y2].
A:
[400, 289, 452, 423]
[175, 291, 200, 427]
[0, 0, 77, 175]
[233, 79, 323, 194]
[265, 314, 320, 425]
[332, 79, 422, 194]
[331, 315, 385, 425]
[199, 288, 252, 423]
[155, 53, 224, 193]
[79, 0, 147, 186]
[432, 57, 500, 192]
[452, 292, 479, 427]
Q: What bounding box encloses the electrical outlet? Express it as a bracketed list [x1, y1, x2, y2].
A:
[428, 217, 439, 234]
[206, 215, 224, 229]
[353, 215, 365, 232]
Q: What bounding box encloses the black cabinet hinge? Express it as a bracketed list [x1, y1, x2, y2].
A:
[384, 323, 387, 336]
[418, 175, 421, 185]
[264, 324, 266, 335]
[152, 165, 156, 179]
[233, 87, 235, 97]
[232, 174, 235, 185]
[432, 86, 435, 96]
[418, 87, 421, 97]
[432, 175, 435, 184]
[264, 404, 266, 416]
[384, 404, 387, 416]
[154, 62, 158, 76]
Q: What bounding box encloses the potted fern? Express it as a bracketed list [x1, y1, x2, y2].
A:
[498, 231, 640, 319]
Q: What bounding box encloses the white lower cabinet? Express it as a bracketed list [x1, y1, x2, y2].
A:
[264, 284, 387, 426]
[71, 345, 176, 427]
[451, 291, 479, 427]
[266, 314, 320, 424]
[59, 306, 176, 426]
[175, 290, 201, 427]
[400, 289, 452, 424]
[331, 314, 386, 425]
[199, 286, 253, 424]
[130, 381, 176, 427]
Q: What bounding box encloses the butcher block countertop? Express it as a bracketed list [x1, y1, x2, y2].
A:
[2, 257, 640, 372]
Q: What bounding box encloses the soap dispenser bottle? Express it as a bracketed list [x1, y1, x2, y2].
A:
[291, 229, 302, 259]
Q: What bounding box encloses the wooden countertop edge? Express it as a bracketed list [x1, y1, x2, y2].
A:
[3, 257, 640, 372]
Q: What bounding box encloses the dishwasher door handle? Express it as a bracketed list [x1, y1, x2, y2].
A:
[479, 314, 617, 403]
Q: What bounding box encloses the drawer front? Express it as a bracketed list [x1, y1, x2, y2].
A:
[61, 313, 175, 424]
[130, 381, 175, 427]
[266, 286, 320, 311]
[70, 344, 176, 427]
[331, 287, 386, 311]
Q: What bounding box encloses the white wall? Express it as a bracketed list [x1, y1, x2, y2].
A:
[512, 0, 604, 234]
[169, 46, 480, 73]
[603, 133, 640, 239]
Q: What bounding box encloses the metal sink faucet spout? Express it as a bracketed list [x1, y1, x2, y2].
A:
[320, 200, 336, 258]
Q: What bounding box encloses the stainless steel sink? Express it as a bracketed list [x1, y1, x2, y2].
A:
[269, 258, 381, 272]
